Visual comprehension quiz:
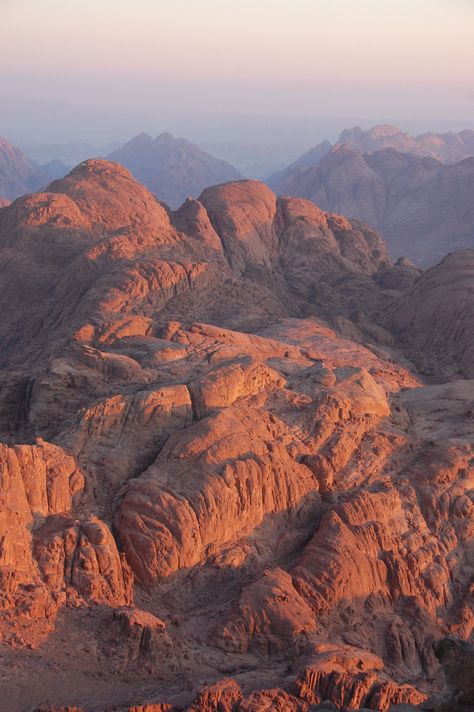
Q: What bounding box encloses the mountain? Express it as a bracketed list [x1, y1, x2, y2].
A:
[270, 143, 474, 266]
[39, 158, 70, 180]
[0, 136, 47, 200]
[269, 124, 474, 198]
[107, 131, 242, 208]
[340, 123, 474, 163]
[0, 161, 472, 711]
[268, 138, 332, 188]
[387, 249, 474, 379]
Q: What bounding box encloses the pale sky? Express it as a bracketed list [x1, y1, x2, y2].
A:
[1, 0, 473, 142]
[1, 0, 473, 83]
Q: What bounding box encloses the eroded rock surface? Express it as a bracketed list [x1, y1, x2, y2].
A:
[0, 161, 471, 712]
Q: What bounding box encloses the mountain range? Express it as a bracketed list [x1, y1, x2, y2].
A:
[269, 142, 474, 266]
[3, 121, 474, 269]
[0, 131, 243, 209]
[107, 132, 242, 208]
[270, 124, 474, 188]
[339, 123, 474, 162]
[0, 160, 472, 711]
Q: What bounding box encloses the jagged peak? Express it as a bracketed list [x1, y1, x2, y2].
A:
[154, 131, 177, 143]
[124, 131, 154, 147]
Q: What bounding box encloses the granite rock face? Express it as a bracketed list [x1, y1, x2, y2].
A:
[0, 161, 471, 712]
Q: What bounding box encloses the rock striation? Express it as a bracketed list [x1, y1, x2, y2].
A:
[0, 160, 471, 712]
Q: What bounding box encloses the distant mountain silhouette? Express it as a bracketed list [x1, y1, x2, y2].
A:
[198, 140, 313, 179]
[269, 124, 474, 199]
[107, 132, 242, 208]
[340, 124, 474, 162]
[21, 140, 121, 166]
[0, 136, 47, 200]
[39, 158, 70, 180]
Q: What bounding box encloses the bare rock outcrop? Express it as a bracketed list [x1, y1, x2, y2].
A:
[34, 516, 133, 606]
[387, 250, 474, 379]
[0, 441, 84, 585]
[115, 405, 321, 584]
[188, 357, 285, 419]
[187, 678, 243, 711]
[0, 159, 471, 712]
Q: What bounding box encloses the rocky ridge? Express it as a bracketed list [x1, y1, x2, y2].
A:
[0, 161, 471, 711]
[338, 125, 474, 163]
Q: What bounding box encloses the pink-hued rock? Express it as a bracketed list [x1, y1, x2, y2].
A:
[34, 515, 133, 606]
[0, 441, 84, 584]
[0, 159, 471, 712]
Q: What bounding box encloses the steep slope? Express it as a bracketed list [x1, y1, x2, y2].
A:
[387, 249, 474, 380]
[107, 132, 242, 208]
[271, 144, 474, 266]
[0, 161, 472, 712]
[268, 139, 332, 191]
[0, 136, 47, 200]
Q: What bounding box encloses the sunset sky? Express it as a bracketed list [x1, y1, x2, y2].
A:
[1, 0, 473, 142]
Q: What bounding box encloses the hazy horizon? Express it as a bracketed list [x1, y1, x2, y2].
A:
[1, 0, 474, 147]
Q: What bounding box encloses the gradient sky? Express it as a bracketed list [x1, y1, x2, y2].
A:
[1, 0, 473, 142]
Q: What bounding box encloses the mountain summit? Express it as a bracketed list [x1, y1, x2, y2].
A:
[107, 131, 242, 208]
